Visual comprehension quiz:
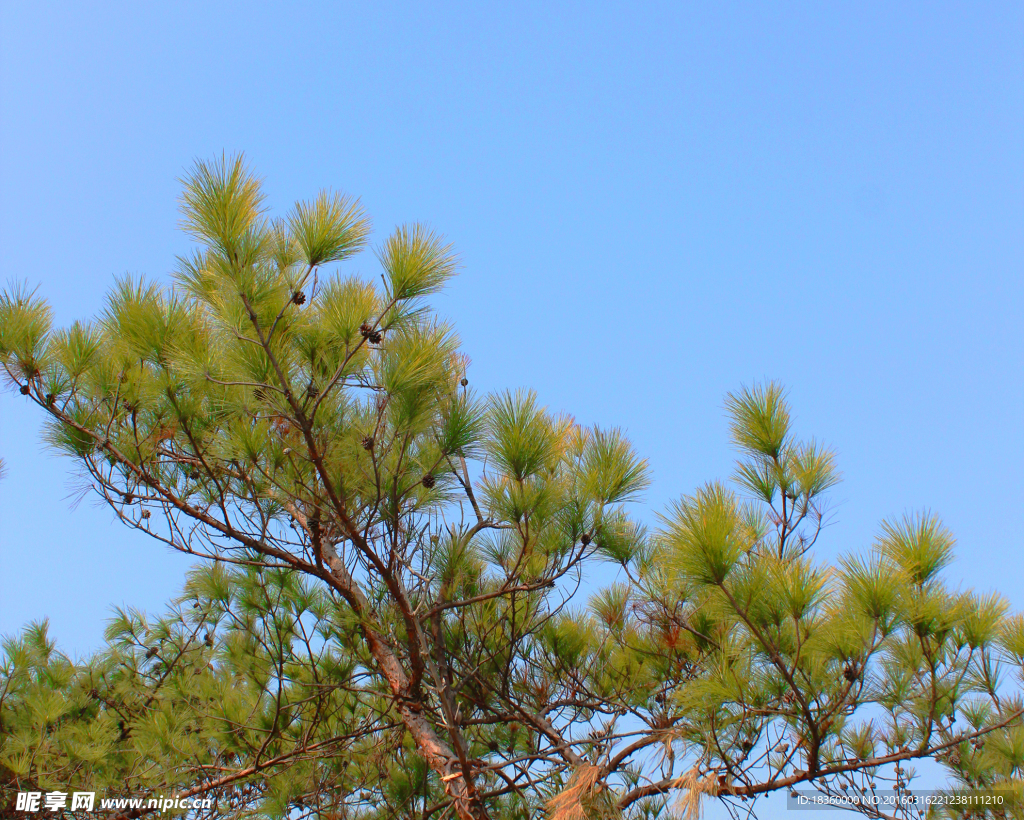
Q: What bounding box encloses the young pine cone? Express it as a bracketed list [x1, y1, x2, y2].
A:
[359, 323, 383, 344]
[421, 473, 436, 489]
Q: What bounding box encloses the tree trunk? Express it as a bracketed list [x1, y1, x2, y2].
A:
[322, 550, 488, 820]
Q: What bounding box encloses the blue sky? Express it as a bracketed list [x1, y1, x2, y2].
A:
[1, 0, 1021, 675]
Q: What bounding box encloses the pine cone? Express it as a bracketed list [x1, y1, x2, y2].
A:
[292, 290, 306, 305]
[19, 384, 30, 395]
[581, 533, 592, 545]
[368, 330, 383, 344]
[422, 473, 436, 489]
[361, 435, 374, 451]
[460, 377, 469, 387]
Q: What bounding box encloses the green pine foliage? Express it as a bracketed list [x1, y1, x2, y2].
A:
[1, 156, 1021, 820]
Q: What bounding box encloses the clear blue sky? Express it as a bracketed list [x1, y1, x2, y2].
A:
[1, 0, 1022, 664]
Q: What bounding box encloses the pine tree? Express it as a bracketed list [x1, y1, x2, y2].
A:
[1, 156, 1021, 819]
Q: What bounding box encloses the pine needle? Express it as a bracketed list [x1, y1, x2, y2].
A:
[669, 766, 718, 820]
[548, 765, 603, 820]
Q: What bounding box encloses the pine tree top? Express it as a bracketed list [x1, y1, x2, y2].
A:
[1, 157, 1021, 820]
